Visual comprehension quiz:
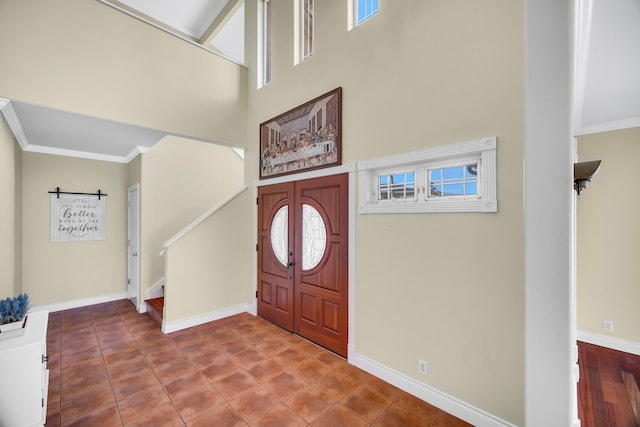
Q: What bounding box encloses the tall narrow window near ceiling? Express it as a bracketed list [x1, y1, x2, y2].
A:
[355, 0, 378, 26]
[301, 0, 314, 60]
[259, 0, 272, 87]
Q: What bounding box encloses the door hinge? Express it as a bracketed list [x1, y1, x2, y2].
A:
[256, 244, 258, 252]
[128, 279, 131, 285]
[256, 290, 258, 298]
[256, 197, 259, 205]
[42, 354, 49, 363]
[42, 398, 44, 408]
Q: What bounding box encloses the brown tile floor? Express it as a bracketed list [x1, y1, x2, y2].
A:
[45, 299, 471, 426]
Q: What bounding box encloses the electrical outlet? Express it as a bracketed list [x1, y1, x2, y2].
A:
[418, 359, 428, 375]
[603, 320, 614, 331]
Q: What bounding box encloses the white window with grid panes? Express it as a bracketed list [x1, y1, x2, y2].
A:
[377, 170, 416, 201]
[354, 0, 378, 26]
[427, 158, 479, 199]
[358, 137, 497, 214]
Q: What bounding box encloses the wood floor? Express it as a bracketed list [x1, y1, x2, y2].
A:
[578, 341, 640, 427]
[45, 299, 471, 426]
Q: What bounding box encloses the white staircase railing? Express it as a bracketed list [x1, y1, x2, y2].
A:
[159, 185, 249, 256]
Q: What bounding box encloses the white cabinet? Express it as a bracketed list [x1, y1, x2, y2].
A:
[0, 310, 49, 427]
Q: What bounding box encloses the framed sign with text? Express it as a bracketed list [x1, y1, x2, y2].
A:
[50, 190, 106, 242]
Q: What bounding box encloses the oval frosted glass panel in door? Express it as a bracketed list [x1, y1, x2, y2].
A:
[270, 205, 288, 266]
[302, 204, 327, 270]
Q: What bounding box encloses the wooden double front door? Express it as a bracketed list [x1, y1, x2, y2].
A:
[257, 173, 348, 357]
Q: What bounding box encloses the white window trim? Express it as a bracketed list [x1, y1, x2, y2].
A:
[353, 0, 379, 27]
[295, 0, 314, 64]
[358, 137, 497, 214]
[257, 0, 271, 88]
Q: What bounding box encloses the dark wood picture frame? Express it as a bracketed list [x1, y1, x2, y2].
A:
[260, 87, 342, 179]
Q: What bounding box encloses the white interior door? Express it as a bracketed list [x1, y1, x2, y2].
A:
[127, 184, 140, 310]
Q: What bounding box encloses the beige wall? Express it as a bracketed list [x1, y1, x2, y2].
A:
[0, 0, 248, 306]
[0, 116, 20, 298]
[577, 127, 640, 342]
[139, 136, 245, 295]
[127, 154, 142, 189]
[244, 1, 524, 424]
[7, 132, 243, 308]
[164, 189, 252, 323]
[21, 152, 128, 305]
[0, 0, 247, 146]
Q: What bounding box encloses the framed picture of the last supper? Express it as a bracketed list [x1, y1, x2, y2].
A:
[260, 87, 342, 179]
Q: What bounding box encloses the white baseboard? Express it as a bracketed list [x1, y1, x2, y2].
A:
[32, 292, 128, 313]
[137, 300, 147, 314]
[162, 303, 252, 334]
[145, 278, 165, 300]
[350, 353, 517, 427]
[577, 330, 640, 356]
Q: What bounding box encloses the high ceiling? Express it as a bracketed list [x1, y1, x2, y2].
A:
[575, 0, 640, 135]
[1, 0, 638, 163]
[100, 0, 245, 64]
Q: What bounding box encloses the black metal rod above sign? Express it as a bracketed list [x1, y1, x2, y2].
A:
[48, 187, 108, 200]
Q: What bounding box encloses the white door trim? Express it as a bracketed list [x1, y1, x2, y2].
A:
[127, 184, 142, 312]
[252, 163, 356, 359]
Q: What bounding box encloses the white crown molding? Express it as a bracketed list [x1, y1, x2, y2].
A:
[1, 97, 136, 163]
[575, 116, 640, 136]
[0, 98, 30, 150]
[23, 144, 130, 163]
[124, 145, 151, 163]
[577, 330, 640, 356]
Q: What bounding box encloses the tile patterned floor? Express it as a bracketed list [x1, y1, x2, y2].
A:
[45, 299, 471, 426]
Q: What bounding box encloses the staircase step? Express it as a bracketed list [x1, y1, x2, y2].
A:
[146, 297, 164, 326]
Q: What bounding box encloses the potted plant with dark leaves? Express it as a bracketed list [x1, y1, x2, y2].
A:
[0, 293, 30, 334]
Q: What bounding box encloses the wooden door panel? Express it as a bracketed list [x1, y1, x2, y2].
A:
[260, 235, 286, 277]
[259, 276, 292, 308]
[258, 174, 348, 356]
[297, 284, 344, 348]
[300, 188, 342, 235]
[259, 192, 288, 230]
[298, 286, 342, 332]
[258, 277, 293, 331]
[257, 184, 294, 332]
[300, 243, 341, 291]
[294, 174, 348, 356]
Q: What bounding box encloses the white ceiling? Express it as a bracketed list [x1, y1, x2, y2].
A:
[101, 0, 245, 64]
[575, 0, 640, 135]
[118, 0, 229, 39]
[1, 1, 638, 163]
[11, 101, 166, 157]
